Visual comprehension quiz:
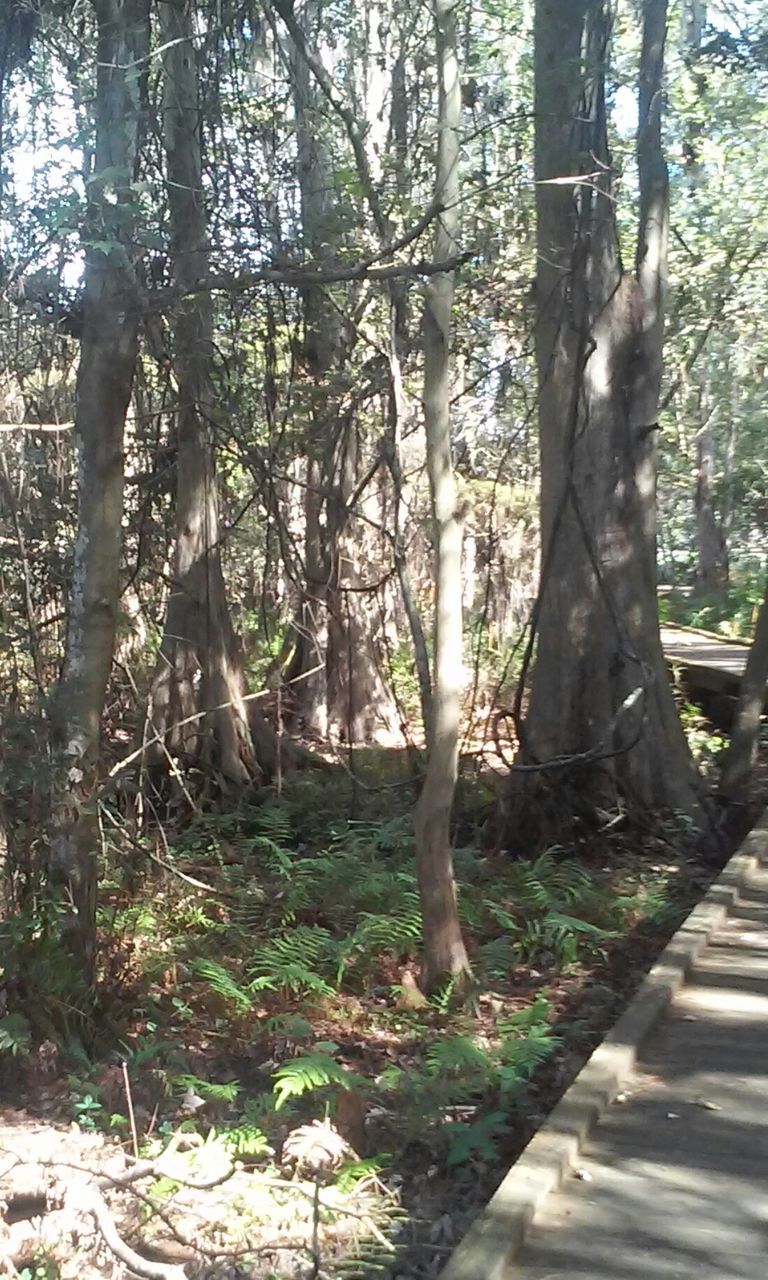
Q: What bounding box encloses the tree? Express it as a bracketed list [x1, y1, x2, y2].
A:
[693, 396, 729, 594]
[413, 0, 471, 991]
[513, 0, 704, 838]
[146, 0, 265, 797]
[49, 0, 150, 974]
[720, 570, 768, 799]
[276, 0, 398, 746]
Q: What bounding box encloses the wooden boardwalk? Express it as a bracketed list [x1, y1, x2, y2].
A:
[660, 624, 753, 697]
[513, 855, 768, 1279]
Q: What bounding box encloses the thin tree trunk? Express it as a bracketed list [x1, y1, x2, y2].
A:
[283, 0, 396, 745]
[694, 401, 729, 593]
[414, 0, 471, 992]
[720, 572, 768, 799]
[283, 457, 330, 738]
[49, 0, 149, 977]
[515, 0, 704, 840]
[148, 0, 258, 794]
[325, 422, 399, 743]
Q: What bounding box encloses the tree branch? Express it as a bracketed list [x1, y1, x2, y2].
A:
[147, 251, 469, 313]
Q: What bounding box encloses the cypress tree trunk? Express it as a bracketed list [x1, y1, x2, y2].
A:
[513, 0, 704, 842]
[283, 0, 397, 745]
[720, 573, 768, 799]
[49, 0, 149, 977]
[148, 0, 262, 795]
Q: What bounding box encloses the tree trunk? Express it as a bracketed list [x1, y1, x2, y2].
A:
[414, 0, 471, 992]
[283, 457, 330, 738]
[283, 0, 396, 745]
[720, 572, 768, 799]
[148, 0, 258, 795]
[49, 0, 149, 977]
[514, 0, 704, 839]
[325, 423, 398, 743]
[694, 402, 729, 593]
[681, 0, 706, 50]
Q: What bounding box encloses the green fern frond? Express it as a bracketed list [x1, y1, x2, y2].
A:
[173, 1074, 240, 1103]
[189, 957, 251, 1013]
[496, 993, 552, 1035]
[221, 1123, 270, 1159]
[445, 1110, 510, 1167]
[477, 936, 515, 981]
[250, 961, 335, 998]
[272, 1051, 365, 1110]
[497, 1025, 559, 1089]
[260, 1013, 313, 1040]
[425, 1034, 490, 1078]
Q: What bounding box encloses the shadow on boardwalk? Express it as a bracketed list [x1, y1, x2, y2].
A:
[514, 867, 768, 1279]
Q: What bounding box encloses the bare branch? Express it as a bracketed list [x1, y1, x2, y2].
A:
[147, 252, 470, 313]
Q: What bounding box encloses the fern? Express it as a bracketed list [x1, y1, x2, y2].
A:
[249, 925, 340, 997]
[477, 935, 515, 981]
[272, 1049, 365, 1110]
[172, 1074, 240, 1103]
[251, 962, 334, 998]
[445, 1110, 510, 1167]
[496, 993, 552, 1035]
[221, 1123, 270, 1159]
[497, 1025, 559, 1090]
[260, 1013, 313, 1040]
[425, 1034, 491, 1079]
[334, 1155, 388, 1192]
[348, 910, 421, 957]
[189, 957, 251, 1013]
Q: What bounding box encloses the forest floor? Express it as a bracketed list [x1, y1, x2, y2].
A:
[1, 725, 766, 1280]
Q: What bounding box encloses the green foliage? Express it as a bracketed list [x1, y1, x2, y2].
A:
[119, 1033, 176, 1068]
[678, 700, 727, 771]
[0, 1012, 32, 1056]
[260, 1012, 313, 1040]
[0, 899, 93, 1040]
[386, 641, 423, 721]
[334, 1156, 388, 1192]
[659, 566, 765, 640]
[172, 1074, 240, 1104]
[444, 1110, 510, 1167]
[189, 957, 252, 1014]
[68, 1080, 104, 1131]
[377, 998, 559, 1141]
[497, 1022, 559, 1091]
[249, 926, 339, 997]
[220, 1122, 271, 1159]
[425, 1034, 490, 1083]
[465, 849, 620, 974]
[18, 1258, 60, 1280]
[272, 1047, 365, 1111]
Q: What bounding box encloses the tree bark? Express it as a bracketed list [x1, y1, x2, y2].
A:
[720, 572, 768, 799]
[283, 0, 396, 745]
[694, 402, 729, 593]
[49, 0, 149, 977]
[148, 0, 259, 795]
[514, 0, 704, 838]
[325, 422, 398, 743]
[414, 0, 471, 992]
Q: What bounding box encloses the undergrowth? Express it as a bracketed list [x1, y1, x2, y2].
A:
[0, 773, 701, 1280]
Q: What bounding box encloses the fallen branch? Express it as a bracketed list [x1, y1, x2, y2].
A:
[78, 1184, 187, 1280]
